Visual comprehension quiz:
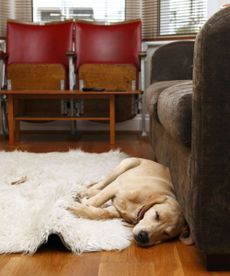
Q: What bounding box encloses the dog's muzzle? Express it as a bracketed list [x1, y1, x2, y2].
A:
[134, 230, 149, 245]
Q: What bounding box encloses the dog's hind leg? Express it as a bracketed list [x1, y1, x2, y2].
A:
[68, 203, 120, 220]
[79, 158, 140, 200]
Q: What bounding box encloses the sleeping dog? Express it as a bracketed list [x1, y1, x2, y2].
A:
[69, 157, 192, 247]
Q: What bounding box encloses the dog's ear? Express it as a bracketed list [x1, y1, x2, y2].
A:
[179, 224, 194, 245]
[136, 195, 167, 223]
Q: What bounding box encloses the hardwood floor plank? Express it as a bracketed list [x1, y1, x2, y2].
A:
[101, 242, 184, 276]
[99, 262, 156, 276]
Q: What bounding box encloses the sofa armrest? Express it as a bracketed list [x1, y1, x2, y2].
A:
[191, 6, 230, 256]
[150, 41, 194, 83]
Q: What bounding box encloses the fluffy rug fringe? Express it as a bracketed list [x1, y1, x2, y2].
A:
[0, 149, 132, 254]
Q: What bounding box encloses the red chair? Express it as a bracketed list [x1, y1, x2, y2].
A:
[6, 20, 73, 71]
[0, 20, 74, 135]
[72, 20, 146, 126]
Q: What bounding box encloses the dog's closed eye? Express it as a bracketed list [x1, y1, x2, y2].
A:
[155, 211, 160, 221]
[163, 231, 170, 237]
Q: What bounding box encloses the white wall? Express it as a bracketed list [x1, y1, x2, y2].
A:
[208, 0, 219, 17]
[208, 0, 230, 17]
[219, 0, 230, 6]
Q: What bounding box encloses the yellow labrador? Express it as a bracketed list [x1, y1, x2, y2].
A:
[69, 158, 192, 247]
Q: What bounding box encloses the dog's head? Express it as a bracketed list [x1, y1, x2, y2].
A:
[133, 195, 192, 247]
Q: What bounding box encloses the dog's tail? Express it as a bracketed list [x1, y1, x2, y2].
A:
[96, 158, 140, 188]
[114, 157, 140, 175]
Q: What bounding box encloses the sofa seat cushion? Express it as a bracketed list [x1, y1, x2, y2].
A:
[146, 80, 185, 116]
[157, 80, 192, 147]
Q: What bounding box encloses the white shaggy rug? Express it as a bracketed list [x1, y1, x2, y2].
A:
[0, 150, 133, 254]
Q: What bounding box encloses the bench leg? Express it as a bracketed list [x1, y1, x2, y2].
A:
[8, 95, 15, 145]
[109, 95, 115, 145]
[15, 120, 20, 142]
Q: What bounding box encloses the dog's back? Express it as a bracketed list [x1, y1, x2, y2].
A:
[116, 158, 172, 187]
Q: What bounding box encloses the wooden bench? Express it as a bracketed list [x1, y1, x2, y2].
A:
[0, 90, 142, 145]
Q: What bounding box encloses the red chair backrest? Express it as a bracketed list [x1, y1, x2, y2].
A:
[6, 21, 73, 71]
[74, 20, 141, 71]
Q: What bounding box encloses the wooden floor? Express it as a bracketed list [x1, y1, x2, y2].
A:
[0, 131, 229, 276]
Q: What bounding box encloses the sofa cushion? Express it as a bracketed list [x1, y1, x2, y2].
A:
[145, 80, 186, 117]
[157, 80, 192, 147]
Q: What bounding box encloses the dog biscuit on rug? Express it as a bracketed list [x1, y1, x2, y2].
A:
[11, 176, 28, 185]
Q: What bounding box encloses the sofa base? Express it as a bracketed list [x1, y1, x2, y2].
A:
[206, 254, 230, 271]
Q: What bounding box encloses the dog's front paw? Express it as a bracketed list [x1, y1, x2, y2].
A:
[68, 201, 83, 211]
[81, 197, 90, 205]
[78, 188, 100, 199]
[73, 194, 82, 203]
[67, 202, 90, 218]
[85, 180, 98, 188]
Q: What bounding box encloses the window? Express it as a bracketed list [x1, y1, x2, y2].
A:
[134, 0, 207, 39]
[0, 0, 32, 38]
[33, 0, 125, 23]
[0, 0, 208, 39]
[159, 0, 207, 36]
[33, 0, 207, 38]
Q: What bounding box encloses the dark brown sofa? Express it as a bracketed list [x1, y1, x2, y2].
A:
[145, 7, 230, 270]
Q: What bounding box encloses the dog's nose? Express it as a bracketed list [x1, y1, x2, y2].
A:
[135, 230, 149, 244]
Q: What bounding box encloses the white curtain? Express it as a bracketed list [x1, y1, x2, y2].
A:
[0, 0, 32, 37]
